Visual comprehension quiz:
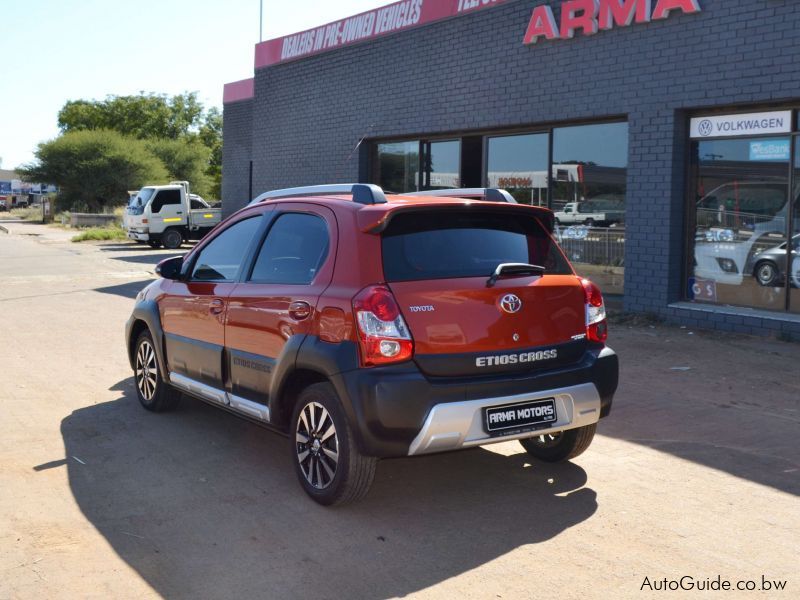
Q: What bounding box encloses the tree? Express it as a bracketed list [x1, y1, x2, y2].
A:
[19, 130, 167, 212]
[146, 138, 211, 197]
[198, 107, 222, 199]
[58, 93, 205, 140]
[56, 92, 222, 199]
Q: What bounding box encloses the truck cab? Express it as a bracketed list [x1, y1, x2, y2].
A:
[125, 181, 222, 249]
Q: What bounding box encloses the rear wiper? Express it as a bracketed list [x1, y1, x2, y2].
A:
[486, 263, 545, 287]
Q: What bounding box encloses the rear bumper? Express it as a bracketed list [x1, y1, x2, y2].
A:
[408, 382, 600, 455]
[332, 345, 618, 458]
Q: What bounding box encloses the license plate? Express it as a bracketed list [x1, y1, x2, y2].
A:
[484, 398, 557, 434]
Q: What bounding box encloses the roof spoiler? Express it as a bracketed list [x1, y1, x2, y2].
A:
[249, 183, 388, 206]
[405, 188, 518, 203]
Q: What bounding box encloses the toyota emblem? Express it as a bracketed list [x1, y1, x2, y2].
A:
[499, 294, 522, 314]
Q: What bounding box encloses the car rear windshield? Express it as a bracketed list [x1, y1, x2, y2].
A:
[381, 210, 572, 282]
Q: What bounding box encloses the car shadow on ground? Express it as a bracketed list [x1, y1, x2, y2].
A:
[57, 379, 597, 599]
[94, 280, 153, 299]
[105, 253, 187, 267]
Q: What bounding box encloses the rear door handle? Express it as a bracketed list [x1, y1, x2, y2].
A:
[209, 299, 225, 315]
[288, 301, 312, 321]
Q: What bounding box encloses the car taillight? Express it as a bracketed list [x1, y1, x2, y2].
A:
[353, 285, 413, 366]
[581, 278, 608, 343]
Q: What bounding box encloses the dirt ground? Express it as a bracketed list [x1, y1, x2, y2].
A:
[0, 220, 798, 599]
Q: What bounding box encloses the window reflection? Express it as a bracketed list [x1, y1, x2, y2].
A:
[552, 122, 629, 296]
[790, 139, 800, 314]
[425, 140, 461, 190]
[376, 141, 420, 193]
[691, 137, 789, 311]
[486, 134, 549, 205]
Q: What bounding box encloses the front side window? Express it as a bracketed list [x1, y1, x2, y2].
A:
[151, 189, 182, 213]
[249, 213, 330, 285]
[191, 217, 262, 281]
[689, 137, 790, 311]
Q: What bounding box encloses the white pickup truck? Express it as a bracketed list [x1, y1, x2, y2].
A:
[125, 181, 222, 249]
[554, 201, 624, 227]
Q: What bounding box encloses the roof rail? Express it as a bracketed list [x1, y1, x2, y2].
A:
[405, 188, 518, 203]
[249, 183, 388, 206]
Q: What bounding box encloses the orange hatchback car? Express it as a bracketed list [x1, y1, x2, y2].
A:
[126, 184, 618, 505]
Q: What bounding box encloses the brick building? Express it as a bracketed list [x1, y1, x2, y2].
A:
[222, 0, 800, 337]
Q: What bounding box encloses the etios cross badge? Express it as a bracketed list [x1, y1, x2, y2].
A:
[500, 294, 523, 314]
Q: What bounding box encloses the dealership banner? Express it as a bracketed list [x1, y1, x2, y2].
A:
[255, 0, 509, 68]
[690, 111, 793, 139]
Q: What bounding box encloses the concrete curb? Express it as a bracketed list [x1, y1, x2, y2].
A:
[0, 224, 8, 234]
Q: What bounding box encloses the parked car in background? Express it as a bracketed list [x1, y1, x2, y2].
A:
[125, 181, 222, 249]
[0, 196, 7, 211]
[751, 234, 800, 287]
[554, 199, 624, 227]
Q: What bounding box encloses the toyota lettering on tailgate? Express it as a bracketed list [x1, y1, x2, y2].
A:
[476, 349, 558, 367]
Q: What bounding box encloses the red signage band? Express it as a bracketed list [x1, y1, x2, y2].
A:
[255, 0, 509, 69]
[524, 0, 701, 44]
[223, 78, 255, 104]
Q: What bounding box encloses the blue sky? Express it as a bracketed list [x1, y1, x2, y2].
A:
[0, 0, 389, 169]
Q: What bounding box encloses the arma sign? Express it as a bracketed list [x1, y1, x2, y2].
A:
[523, 0, 701, 44]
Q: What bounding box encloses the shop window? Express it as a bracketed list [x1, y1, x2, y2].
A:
[486, 133, 549, 205]
[789, 139, 800, 314]
[689, 137, 790, 311]
[423, 140, 460, 190]
[552, 122, 628, 296]
[375, 141, 420, 193]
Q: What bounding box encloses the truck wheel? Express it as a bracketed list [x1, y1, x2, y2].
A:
[148, 240, 162, 249]
[291, 383, 377, 506]
[133, 330, 180, 412]
[584, 218, 595, 227]
[519, 424, 597, 462]
[162, 229, 183, 250]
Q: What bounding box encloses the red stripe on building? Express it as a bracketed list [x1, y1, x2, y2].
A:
[254, 0, 509, 69]
[223, 78, 255, 104]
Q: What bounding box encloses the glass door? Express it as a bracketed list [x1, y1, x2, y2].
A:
[486, 133, 549, 205]
[422, 140, 461, 190]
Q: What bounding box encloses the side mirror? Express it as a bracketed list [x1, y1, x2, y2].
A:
[156, 256, 183, 280]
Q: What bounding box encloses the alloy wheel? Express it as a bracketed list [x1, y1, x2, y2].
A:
[136, 340, 158, 401]
[295, 402, 339, 490]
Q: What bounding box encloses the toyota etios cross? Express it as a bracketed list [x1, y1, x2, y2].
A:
[125, 184, 618, 505]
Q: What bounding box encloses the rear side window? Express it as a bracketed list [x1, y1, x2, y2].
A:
[249, 213, 330, 284]
[382, 211, 571, 282]
[191, 217, 261, 281]
[151, 189, 182, 213]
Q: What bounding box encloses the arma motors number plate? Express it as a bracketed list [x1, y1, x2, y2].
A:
[484, 398, 557, 434]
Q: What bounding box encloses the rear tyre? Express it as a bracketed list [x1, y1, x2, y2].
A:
[519, 424, 597, 462]
[291, 383, 377, 506]
[584, 218, 595, 227]
[133, 330, 180, 412]
[162, 228, 183, 250]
